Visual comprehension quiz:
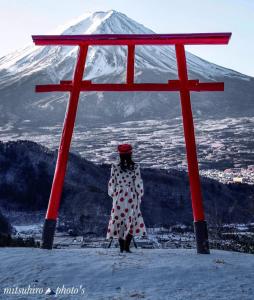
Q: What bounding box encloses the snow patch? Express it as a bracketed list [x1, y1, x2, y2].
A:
[0, 248, 253, 299]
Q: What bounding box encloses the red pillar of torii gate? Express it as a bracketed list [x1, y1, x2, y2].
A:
[32, 33, 231, 253]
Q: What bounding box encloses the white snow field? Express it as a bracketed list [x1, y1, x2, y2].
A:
[0, 248, 253, 299]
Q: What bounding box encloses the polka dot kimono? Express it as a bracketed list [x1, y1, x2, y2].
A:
[106, 163, 147, 240]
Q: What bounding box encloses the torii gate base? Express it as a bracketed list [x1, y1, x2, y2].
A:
[32, 33, 231, 253]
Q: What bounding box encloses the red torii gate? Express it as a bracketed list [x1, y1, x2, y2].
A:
[32, 33, 231, 253]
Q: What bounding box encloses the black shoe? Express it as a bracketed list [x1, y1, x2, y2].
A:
[124, 233, 133, 253]
[118, 238, 125, 253]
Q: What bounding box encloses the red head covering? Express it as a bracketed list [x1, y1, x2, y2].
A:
[117, 143, 132, 154]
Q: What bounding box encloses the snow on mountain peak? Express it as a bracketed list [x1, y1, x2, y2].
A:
[60, 10, 153, 35]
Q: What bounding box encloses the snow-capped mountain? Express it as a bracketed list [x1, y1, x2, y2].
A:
[0, 10, 253, 128]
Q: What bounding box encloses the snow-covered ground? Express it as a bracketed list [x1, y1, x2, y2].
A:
[0, 248, 253, 299]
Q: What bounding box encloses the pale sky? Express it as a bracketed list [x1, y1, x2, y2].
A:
[0, 0, 253, 77]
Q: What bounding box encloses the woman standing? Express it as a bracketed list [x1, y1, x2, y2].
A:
[106, 143, 147, 253]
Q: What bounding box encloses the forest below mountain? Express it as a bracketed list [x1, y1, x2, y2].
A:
[0, 140, 253, 236]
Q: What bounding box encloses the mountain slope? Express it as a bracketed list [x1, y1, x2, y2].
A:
[0, 10, 253, 128]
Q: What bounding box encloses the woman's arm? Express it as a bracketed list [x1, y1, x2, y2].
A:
[108, 164, 117, 198]
[134, 164, 144, 199]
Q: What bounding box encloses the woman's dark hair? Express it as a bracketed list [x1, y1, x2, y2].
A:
[119, 153, 135, 172]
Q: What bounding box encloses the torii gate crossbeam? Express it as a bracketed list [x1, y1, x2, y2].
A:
[32, 33, 231, 253]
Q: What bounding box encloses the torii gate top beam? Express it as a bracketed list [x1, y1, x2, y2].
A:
[32, 33, 231, 46]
